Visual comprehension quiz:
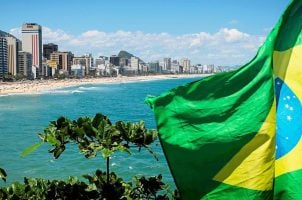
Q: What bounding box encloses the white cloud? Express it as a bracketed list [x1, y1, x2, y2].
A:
[9, 26, 265, 66]
[9, 28, 21, 38]
[43, 27, 71, 42]
[215, 28, 249, 42]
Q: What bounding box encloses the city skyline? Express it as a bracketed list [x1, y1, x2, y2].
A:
[2, 0, 290, 65]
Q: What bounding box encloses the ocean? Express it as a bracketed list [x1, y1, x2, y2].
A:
[0, 77, 200, 188]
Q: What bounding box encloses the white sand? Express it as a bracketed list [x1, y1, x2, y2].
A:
[0, 74, 211, 96]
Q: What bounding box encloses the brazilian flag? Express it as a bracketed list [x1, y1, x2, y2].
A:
[146, 0, 302, 199]
[273, 0, 302, 199]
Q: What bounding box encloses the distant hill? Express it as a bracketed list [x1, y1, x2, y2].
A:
[118, 50, 144, 63]
[118, 50, 133, 59]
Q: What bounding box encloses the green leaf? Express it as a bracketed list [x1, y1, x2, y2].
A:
[102, 148, 112, 158]
[92, 113, 105, 128]
[53, 146, 65, 159]
[37, 133, 45, 140]
[20, 142, 43, 157]
[56, 116, 68, 128]
[0, 167, 7, 182]
[46, 134, 58, 145]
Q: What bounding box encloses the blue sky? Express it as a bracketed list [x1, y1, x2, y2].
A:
[1, 0, 290, 65]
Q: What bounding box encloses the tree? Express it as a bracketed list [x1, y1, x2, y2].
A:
[1, 113, 177, 199]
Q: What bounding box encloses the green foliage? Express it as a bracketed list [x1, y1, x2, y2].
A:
[2, 73, 15, 82]
[0, 176, 98, 200]
[23, 113, 158, 160]
[0, 168, 6, 182]
[15, 73, 27, 81]
[83, 170, 129, 199]
[131, 174, 169, 199]
[14, 113, 179, 199]
[0, 170, 174, 200]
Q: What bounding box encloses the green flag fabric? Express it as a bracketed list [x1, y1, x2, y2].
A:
[273, 0, 302, 199]
[146, 0, 302, 199]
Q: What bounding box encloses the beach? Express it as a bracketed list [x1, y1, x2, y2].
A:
[0, 74, 210, 95]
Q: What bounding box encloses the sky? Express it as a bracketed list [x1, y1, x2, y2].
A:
[1, 0, 290, 66]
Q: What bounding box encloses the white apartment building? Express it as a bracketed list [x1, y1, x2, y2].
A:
[180, 58, 191, 73]
[130, 56, 139, 71]
[163, 57, 171, 71]
[73, 54, 93, 76]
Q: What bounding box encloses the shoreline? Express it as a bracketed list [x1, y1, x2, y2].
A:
[0, 74, 211, 96]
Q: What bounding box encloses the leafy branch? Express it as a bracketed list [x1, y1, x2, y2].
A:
[15, 113, 179, 199]
[22, 113, 158, 184]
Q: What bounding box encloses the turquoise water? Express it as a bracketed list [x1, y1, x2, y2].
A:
[0, 77, 200, 188]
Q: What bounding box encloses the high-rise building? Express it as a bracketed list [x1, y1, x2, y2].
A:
[0, 30, 22, 76]
[171, 60, 180, 73]
[0, 37, 8, 77]
[95, 57, 106, 67]
[95, 56, 109, 68]
[180, 58, 191, 73]
[130, 57, 139, 71]
[6, 37, 20, 76]
[95, 56, 110, 76]
[43, 43, 58, 60]
[21, 23, 42, 77]
[148, 61, 160, 73]
[73, 54, 93, 75]
[50, 51, 73, 74]
[109, 55, 120, 66]
[119, 57, 128, 67]
[202, 64, 215, 74]
[18, 51, 32, 78]
[163, 57, 171, 71]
